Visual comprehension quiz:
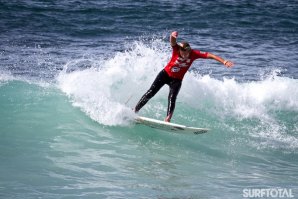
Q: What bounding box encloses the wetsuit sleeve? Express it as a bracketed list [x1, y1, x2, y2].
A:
[193, 50, 209, 59]
[172, 44, 179, 51]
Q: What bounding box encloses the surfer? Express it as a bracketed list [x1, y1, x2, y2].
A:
[134, 31, 234, 122]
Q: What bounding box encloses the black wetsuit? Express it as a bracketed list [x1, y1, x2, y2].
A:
[135, 69, 182, 117]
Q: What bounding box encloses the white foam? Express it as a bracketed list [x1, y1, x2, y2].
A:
[182, 71, 298, 119]
[0, 71, 15, 85]
[57, 40, 169, 126]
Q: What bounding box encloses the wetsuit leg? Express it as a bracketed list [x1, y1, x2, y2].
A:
[167, 79, 182, 117]
[134, 70, 169, 112]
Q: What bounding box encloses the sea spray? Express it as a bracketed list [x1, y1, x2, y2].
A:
[57, 40, 171, 126]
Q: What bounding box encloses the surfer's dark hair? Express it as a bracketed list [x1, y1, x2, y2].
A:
[178, 42, 191, 51]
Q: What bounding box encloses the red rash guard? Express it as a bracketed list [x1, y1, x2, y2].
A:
[164, 44, 209, 80]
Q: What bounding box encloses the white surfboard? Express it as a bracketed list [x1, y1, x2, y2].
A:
[135, 116, 209, 135]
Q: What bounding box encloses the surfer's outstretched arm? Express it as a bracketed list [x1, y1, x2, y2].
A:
[207, 53, 234, 68]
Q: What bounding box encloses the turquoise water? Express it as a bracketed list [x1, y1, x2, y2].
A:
[1, 0, 298, 198]
[1, 76, 297, 198]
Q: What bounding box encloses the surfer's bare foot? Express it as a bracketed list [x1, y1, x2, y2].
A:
[164, 116, 171, 122]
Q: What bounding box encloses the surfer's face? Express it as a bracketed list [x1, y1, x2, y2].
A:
[179, 48, 190, 59]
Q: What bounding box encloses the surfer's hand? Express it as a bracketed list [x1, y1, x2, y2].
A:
[171, 31, 178, 38]
[224, 60, 234, 68]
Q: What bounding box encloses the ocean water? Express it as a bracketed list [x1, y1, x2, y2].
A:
[1, 0, 298, 198]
